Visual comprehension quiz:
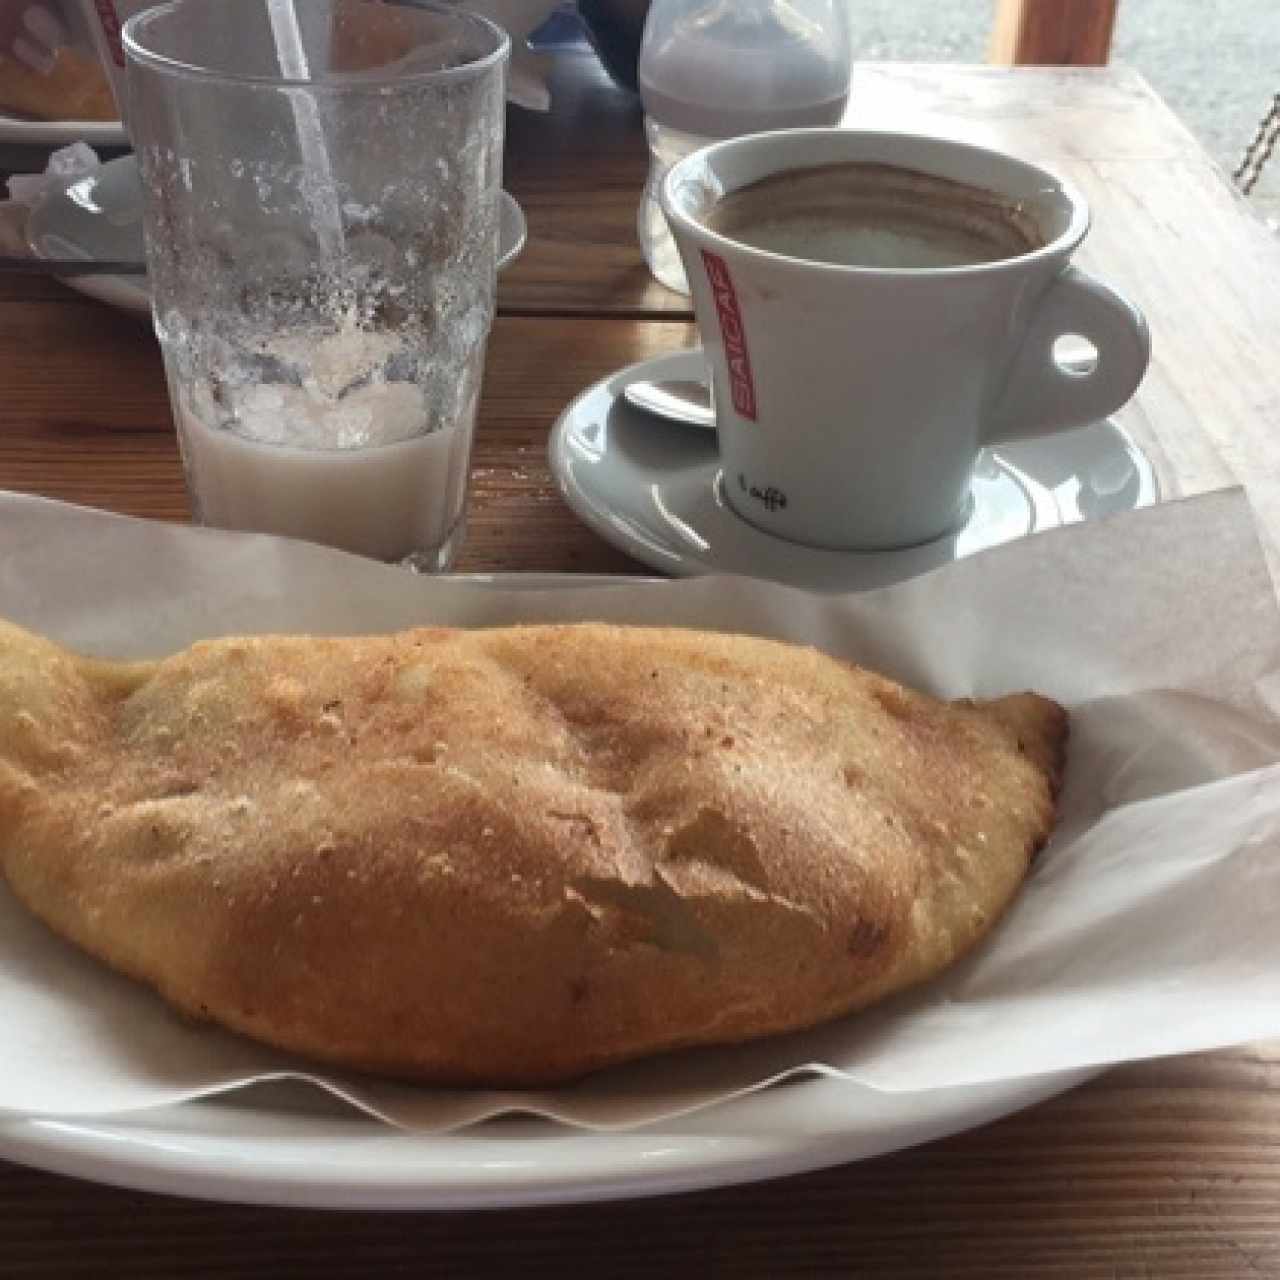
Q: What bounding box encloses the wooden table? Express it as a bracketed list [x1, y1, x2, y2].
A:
[3, 56, 1280, 1277]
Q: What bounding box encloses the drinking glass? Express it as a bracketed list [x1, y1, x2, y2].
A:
[124, 0, 509, 570]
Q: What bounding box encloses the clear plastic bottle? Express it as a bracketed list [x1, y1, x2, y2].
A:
[637, 0, 852, 294]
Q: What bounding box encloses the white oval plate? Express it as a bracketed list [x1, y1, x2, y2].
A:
[0, 1041, 1094, 1211]
[26, 153, 527, 316]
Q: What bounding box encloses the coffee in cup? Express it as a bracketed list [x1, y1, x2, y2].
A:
[704, 161, 1047, 270]
[661, 129, 1150, 552]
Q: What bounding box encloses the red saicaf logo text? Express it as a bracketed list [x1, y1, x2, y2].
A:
[93, 0, 125, 66]
[700, 249, 757, 422]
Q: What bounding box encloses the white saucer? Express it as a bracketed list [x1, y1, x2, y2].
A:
[26, 154, 528, 317]
[549, 350, 1159, 593]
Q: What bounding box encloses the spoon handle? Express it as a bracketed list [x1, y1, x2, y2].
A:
[622, 377, 716, 431]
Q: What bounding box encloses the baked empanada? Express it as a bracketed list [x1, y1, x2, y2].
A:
[0, 619, 1066, 1085]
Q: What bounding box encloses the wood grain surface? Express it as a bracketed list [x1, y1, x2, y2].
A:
[1, 57, 1279, 1276]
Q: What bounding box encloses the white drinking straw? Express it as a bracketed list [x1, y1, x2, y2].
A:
[266, 0, 346, 262]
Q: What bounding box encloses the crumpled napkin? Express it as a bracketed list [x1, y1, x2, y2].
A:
[0, 140, 98, 255]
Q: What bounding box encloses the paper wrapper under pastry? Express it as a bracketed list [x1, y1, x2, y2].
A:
[2, 490, 1280, 1133]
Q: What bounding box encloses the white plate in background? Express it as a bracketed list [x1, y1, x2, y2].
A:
[26, 153, 528, 316]
[0, 111, 126, 147]
[0, 1064, 1093, 1210]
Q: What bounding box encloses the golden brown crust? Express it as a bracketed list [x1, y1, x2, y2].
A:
[0, 619, 1067, 1086]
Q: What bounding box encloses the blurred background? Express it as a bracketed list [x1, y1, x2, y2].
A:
[574, 0, 1280, 225]
[845, 0, 1280, 221]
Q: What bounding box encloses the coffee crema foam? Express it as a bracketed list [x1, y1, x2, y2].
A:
[705, 162, 1047, 269]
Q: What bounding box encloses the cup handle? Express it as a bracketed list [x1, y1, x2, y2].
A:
[984, 265, 1151, 446]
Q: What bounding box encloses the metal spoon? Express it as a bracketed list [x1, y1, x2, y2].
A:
[622, 375, 716, 431]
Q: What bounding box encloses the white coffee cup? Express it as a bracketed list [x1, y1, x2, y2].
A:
[661, 129, 1151, 551]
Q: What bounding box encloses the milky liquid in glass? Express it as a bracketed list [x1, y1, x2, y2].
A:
[175, 387, 476, 564]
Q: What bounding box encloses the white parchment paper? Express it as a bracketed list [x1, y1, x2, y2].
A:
[1, 487, 1279, 1132]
